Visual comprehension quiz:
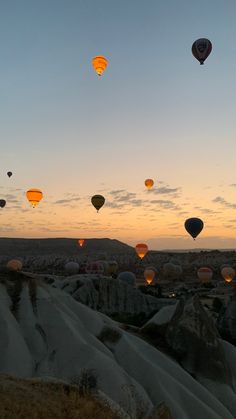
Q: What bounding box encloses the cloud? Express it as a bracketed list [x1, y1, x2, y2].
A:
[150, 199, 179, 210]
[54, 197, 81, 205]
[3, 194, 19, 203]
[230, 184, 236, 187]
[212, 196, 236, 209]
[150, 186, 181, 196]
[109, 189, 126, 196]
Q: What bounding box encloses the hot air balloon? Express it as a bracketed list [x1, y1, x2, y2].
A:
[64, 261, 80, 275]
[145, 179, 154, 190]
[78, 239, 85, 247]
[7, 259, 23, 271]
[91, 195, 105, 212]
[135, 243, 148, 260]
[221, 266, 235, 283]
[0, 199, 6, 208]
[85, 261, 104, 275]
[107, 260, 118, 275]
[184, 218, 204, 239]
[26, 189, 43, 207]
[118, 271, 136, 286]
[197, 267, 213, 283]
[192, 38, 212, 65]
[144, 268, 155, 285]
[163, 263, 182, 280]
[92, 56, 108, 76]
[7, 171, 12, 178]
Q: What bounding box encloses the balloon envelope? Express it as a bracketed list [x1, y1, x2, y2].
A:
[85, 261, 104, 274]
[7, 171, 12, 178]
[118, 271, 136, 286]
[135, 243, 148, 260]
[192, 38, 212, 65]
[0, 199, 6, 208]
[26, 189, 43, 207]
[145, 179, 154, 190]
[144, 268, 155, 285]
[78, 239, 85, 247]
[91, 195, 105, 212]
[64, 262, 80, 275]
[221, 266, 235, 283]
[184, 218, 204, 239]
[197, 267, 213, 283]
[7, 259, 22, 271]
[92, 56, 108, 76]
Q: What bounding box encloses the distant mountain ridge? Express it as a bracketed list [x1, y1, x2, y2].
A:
[0, 237, 133, 257]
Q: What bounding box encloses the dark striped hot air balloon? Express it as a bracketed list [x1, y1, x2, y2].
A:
[184, 217, 204, 239]
[192, 38, 212, 65]
[91, 195, 105, 212]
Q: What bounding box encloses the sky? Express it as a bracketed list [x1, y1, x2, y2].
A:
[0, 0, 236, 250]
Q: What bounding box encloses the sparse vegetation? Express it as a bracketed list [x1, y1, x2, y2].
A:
[70, 369, 98, 396]
[0, 374, 120, 419]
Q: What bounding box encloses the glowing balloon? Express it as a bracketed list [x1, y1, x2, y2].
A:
[7, 171, 12, 178]
[184, 218, 204, 239]
[135, 243, 148, 260]
[91, 195, 105, 212]
[78, 239, 85, 247]
[26, 189, 43, 207]
[197, 267, 213, 283]
[192, 38, 212, 65]
[144, 268, 155, 285]
[145, 179, 154, 190]
[92, 56, 108, 76]
[221, 266, 235, 283]
[0, 199, 6, 208]
[7, 259, 23, 271]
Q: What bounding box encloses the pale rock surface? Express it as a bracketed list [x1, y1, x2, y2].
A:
[0, 277, 235, 418]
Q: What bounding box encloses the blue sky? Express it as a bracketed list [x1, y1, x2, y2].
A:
[0, 0, 236, 249]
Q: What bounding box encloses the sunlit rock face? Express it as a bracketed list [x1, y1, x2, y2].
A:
[218, 294, 236, 345]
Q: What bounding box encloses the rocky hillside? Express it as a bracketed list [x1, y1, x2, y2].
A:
[0, 272, 235, 418]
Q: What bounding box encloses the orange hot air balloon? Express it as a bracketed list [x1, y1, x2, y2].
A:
[78, 239, 85, 247]
[145, 179, 154, 190]
[26, 189, 43, 207]
[144, 268, 155, 285]
[221, 266, 235, 283]
[92, 56, 108, 76]
[135, 243, 148, 260]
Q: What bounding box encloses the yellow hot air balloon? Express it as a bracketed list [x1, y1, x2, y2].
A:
[26, 189, 43, 207]
[135, 243, 148, 260]
[144, 268, 155, 285]
[145, 179, 154, 190]
[92, 56, 108, 76]
[78, 239, 85, 247]
[221, 266, 235, 283]
[91, 195, 105, 212]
